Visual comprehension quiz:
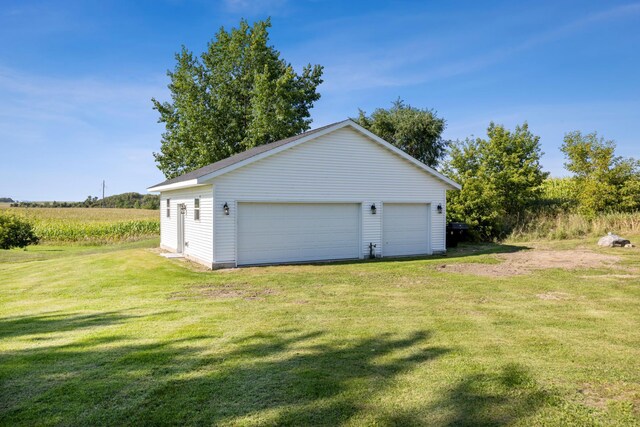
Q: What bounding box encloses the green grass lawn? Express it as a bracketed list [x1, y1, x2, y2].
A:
[1, 239, 639, 426]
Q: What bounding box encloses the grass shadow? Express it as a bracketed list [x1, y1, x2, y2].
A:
[433, 363, 551, 426]
[0, 322, 451, 425]
[0, 311, 136, 340]
[442, 242, 531, 258]
[254, 242, 532, 269]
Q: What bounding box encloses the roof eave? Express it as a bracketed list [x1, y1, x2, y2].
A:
[147, 179, 201, 192]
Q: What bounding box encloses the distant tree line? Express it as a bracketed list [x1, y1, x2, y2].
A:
[11, 193, 160, 210]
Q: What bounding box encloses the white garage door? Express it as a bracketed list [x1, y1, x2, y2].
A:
[383, 203, 431, 257]
[237, 203, 360, 265]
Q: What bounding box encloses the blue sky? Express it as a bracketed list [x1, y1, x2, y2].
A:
[1, 0, 639, 201]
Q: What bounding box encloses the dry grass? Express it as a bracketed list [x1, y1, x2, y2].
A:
[169, 283, 278, 300]
[508, 212, 640, 241]
[437, 248, 626, 276]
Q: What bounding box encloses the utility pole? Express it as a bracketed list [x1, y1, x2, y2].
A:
[102, 180, 105, 207]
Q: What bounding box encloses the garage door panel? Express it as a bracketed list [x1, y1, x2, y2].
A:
[383, 203, 430, 257]
[237, 203, 360, 265]
[239, 246, 353, 262]
[386, 230, 425, 240]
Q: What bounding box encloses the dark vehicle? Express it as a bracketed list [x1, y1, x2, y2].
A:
[446, 222, 469, 248]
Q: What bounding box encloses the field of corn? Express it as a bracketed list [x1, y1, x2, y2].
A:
[0, 207, 159, 244]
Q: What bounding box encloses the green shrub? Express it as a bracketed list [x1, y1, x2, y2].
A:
[0, 214, 39, 249]
[445, 122, 548, 240]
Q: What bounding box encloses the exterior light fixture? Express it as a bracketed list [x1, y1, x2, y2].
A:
[223, 202, 230, 215]
[437, 203, 443, 214]
[370, 204, 377, 215]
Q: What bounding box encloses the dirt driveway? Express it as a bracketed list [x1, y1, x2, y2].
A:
[437, 248, 633, 277]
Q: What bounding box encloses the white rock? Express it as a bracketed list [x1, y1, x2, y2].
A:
[598, 233, 631, 247]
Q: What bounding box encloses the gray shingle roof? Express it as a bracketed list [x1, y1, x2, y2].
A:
[149, 120, 348, 189]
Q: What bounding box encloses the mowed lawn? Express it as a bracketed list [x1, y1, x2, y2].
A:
[1, 238, 639, 426]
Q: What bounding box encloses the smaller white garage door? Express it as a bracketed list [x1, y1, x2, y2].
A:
[383, 203, 431, 257]
[237, 203, 360, 265]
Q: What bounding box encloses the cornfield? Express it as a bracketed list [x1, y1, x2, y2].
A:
[0, 207, 160, 244]
[537, 177, 578, 212]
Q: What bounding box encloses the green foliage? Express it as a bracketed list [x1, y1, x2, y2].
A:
[445, 122, 548, 239]
[0, 197, 14, 203]
[153, 18, 323, 179]
[561, 131, 640, 216]
[536, 177, 578, 213]
[354, 99, 447, 167]
[0, 213, 39, 249]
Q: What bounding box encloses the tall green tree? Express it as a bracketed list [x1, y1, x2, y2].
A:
[354, 99, 447, 167]
[445, 122, 548, 239]
[153, 18, 323, 179]
[561, 131, 640, 216]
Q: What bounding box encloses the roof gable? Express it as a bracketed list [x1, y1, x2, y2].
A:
[148, 120, 460, 191]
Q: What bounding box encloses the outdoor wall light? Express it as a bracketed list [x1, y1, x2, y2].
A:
[223, 202, 230, 215]
[437, 203, 443, 214]
[370, 204, 377, 215]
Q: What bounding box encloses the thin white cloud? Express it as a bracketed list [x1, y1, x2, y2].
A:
[469, 2, 640, 67]
[311, 2, 640, 93]
[0, 66, 167, 199]
[222, 0, 288, 14]
[0, 67, 164, 106]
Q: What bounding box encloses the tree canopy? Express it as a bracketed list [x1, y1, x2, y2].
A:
[153, 18, 323, 179]
[445, 122, 548, 238]
[561, 131, 640, 216]
[354, 99, 447, 167]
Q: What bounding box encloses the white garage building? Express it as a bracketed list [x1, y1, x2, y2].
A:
[148, 120, 460, 269]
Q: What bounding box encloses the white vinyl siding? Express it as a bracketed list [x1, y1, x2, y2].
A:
[159, 185, 213, 265]
[211, 127, 448, 263]
[236, 203, 360, 265]
[362, 201, 382, 257]
[383, 203, 431, 256]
